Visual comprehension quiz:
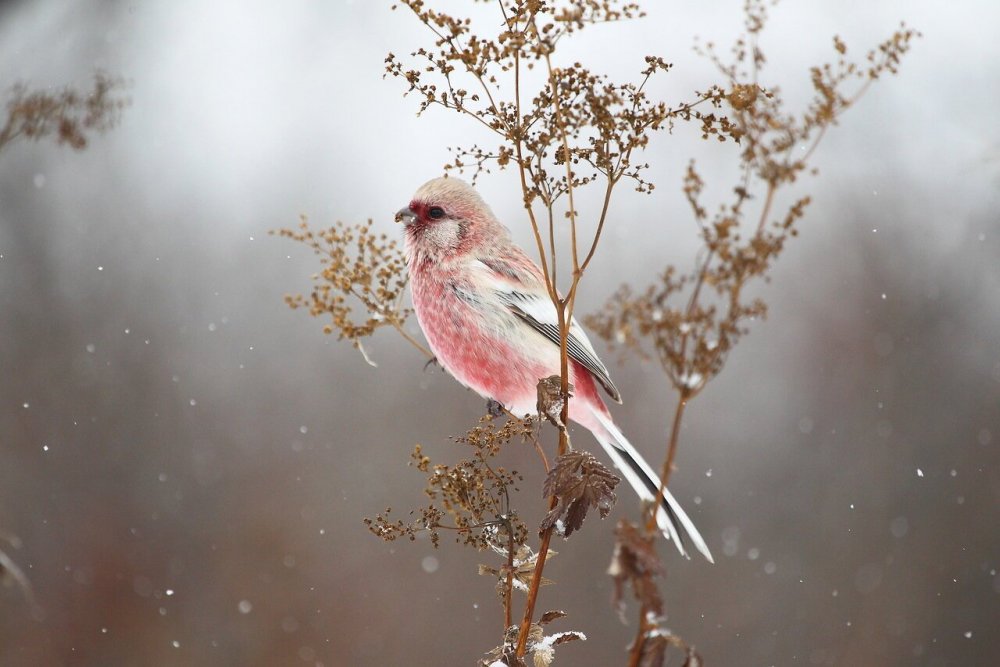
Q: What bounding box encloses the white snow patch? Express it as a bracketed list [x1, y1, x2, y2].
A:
[679, 371, 703, 389]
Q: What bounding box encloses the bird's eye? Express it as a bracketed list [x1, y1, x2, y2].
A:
[428, 206, 445, 220]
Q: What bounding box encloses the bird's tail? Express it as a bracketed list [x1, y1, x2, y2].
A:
[588, 408, 714, 563]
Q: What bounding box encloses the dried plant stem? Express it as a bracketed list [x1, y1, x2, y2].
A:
[515, 522, 556, 656]
[514, 280, 571, 657]
[539, 49, 582, 278]
[662, 402, 686, 485]
[515, 23, 587, 657]
[645, 165, 779, 532]
[0, 122, 20, 151]
[754, 181, 778, 236]
[530, 431, 553, 474]
[389, 320, 434, 360]
[647, 394, 689, 534]
[627, 616, 650, 667]
[505, 527, 515, 631]
[578, 177, 617, 280]
[514, 348, 571, 656]
[513, 73, 558, 305]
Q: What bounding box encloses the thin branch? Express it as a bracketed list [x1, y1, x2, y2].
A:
[515, 528, 556, 655]
[505, 523, 515, 631]
[646, 392, 688, 533]
[516, 18, 584, 657]
[389, 319, 434, 360]
[627, 614, 650, 667]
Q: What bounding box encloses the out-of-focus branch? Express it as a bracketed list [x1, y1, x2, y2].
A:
[0, 72, 127, 154]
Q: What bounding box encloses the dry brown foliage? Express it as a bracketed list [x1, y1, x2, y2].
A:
[272, 217, 426, 364]
[539, 451, 619, 537]
[365, 412, 543, 630]
[480, 607, 585, 667]
[0, 72, 127, 153]
[608, 519, 703, 666]
[365, 414, 535, 551]
[588, 11, 920, 403]
[278, 1, 917, 664]
[535, 374, 572, 430]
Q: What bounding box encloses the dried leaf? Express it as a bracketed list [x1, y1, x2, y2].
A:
[608, 519, 664, 620]
[533, 645, 554, 667]
[549, 631, 586, 646]
[539, 451, 619, 537]
[536, 376, 573, 429]
[538, 610, 567, 626]
[482, 613, 586, 666]
[532, 632, 588, 667]
[479, 623, 527, 667]
[527, 624, 586, 667]
[480, 545, 557, 599]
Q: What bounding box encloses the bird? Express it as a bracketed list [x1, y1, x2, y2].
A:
[396, 176, 712, 562]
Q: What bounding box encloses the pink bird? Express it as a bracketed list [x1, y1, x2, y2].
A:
[397, 177, 713, 562]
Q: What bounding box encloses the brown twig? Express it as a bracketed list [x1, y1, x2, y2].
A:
[515, 17, 585, 657]
[647, 392, 689, 533]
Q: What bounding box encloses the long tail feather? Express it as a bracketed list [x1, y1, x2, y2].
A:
[589, 409, 714, 563]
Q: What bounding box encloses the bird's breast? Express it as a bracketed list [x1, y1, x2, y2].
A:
[409, 266, 549, 406]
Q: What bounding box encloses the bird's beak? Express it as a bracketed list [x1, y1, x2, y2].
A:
[395, 206, 416, 225]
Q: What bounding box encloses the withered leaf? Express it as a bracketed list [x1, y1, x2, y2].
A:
[533, 648, 553, 667]
[540, 451, 619, 537]
[612, 519, 664, 577]
[536, 375, 573, 429]
[480, 625, 527, 667]
[549, 631, 585, 646]
[608, 519, 665, 621]
[538, 610, 567, 626]
[528, 627, 586, 667]
[479, 545, 557, 597]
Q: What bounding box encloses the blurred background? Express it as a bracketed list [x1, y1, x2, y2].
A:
[1, 1, 997, 665]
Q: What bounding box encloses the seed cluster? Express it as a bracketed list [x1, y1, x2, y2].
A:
[586, 7, 918, 401]
[0, 72, 127, 152]
[365, 414, 535, 552]
[273, 218, 417, 363]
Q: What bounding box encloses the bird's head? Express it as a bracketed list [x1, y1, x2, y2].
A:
[396, 177, 505, 256]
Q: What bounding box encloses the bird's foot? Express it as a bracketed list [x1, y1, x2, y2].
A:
[486, 398, 505, 417]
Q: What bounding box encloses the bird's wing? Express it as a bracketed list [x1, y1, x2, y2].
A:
[471, 256, 621, 403]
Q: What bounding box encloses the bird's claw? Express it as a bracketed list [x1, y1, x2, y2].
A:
[423, 356, 439, 372]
